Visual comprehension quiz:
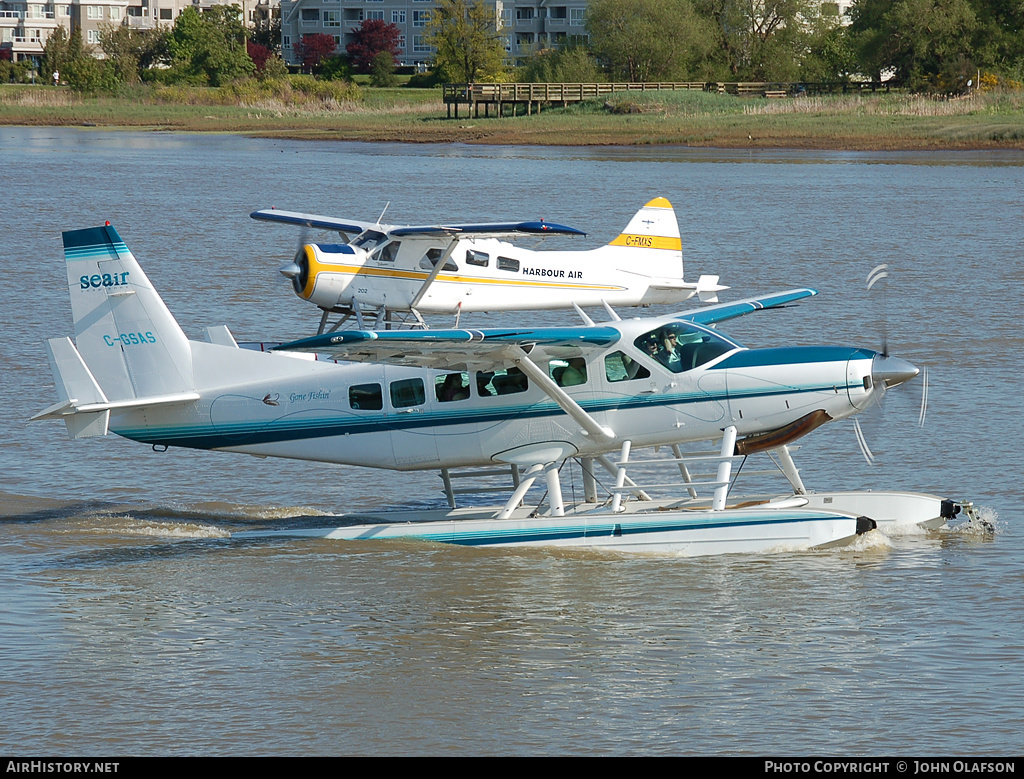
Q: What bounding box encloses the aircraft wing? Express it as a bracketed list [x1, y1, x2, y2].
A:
[677, 288, 818, 327]
[273, 326, 620, 370]
[251, 208, 586, 238]
[250, 209, 375, 235]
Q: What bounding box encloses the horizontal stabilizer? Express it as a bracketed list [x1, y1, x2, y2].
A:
[33, 338, 199, 437]
[696, 275, 728, 304]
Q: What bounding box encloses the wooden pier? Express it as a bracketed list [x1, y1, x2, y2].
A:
[442, 82, 707, 119]
[442, 81, 890, 118]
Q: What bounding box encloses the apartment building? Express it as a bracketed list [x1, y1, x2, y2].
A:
[0, 0, 275, 66]
[278, 0, 588, 69]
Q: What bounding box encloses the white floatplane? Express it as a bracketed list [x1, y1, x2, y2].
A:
[33, 224, 975, 556]
[251, 198, 727, 332]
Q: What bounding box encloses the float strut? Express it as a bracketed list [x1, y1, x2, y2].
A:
[712, 426, 737, 511]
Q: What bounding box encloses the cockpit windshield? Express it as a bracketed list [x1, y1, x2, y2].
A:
[351, 230, 387, 251]
[633, 322, 738, 374]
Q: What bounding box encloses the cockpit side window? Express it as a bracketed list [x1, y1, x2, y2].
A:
[633, 324, 733, 374]
[373, 241, 400, 263]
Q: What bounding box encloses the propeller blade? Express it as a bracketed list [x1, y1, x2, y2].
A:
[918, 365, 928, 427]
[866, 263, 890, 357]
[853, 418, 876, 466]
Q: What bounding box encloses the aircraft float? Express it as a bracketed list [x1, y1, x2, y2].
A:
[33, 223, 978, 557]
[251, 198, 728, 332]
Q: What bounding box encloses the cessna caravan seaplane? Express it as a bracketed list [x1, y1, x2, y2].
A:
[33, 224, 975, 556]
[251, 197, 728, 332]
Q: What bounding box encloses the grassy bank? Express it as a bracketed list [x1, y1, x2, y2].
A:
[2, 82, 1024, 149]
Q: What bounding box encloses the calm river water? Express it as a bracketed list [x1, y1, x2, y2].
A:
[1, 127, 1022, 755]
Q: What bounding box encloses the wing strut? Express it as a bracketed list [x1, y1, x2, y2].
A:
[510, 346, 614, 442]
[409, 236, 459, 311]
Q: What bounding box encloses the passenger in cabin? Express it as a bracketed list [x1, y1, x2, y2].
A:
[658, 329, 684, 372]
[557, 358, 587, 387]
[437, 372, 470, 402]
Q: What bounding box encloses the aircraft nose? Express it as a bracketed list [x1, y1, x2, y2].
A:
[279, 262, 301, 279]
[872, 354, 919, 388]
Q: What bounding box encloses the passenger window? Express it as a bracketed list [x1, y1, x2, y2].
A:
[390, 378, 426, 408]
[476, 367, 529, 396]
[604, 351, 651, 382]
[465, 250, 489, 267]
[435, 372, 470, 402]
[496, 256, 520, 272]
[549, 358, 587, 387]
[419, 248, 458, 272]
[349, 383, 383, 410]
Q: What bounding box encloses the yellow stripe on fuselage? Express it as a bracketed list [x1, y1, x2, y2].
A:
[608, 234, 682, 251]
[303, 260, 624, 298]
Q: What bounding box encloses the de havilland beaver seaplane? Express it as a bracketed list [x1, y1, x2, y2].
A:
[251, 198, 728, 333]
[32, 223, 977, 556]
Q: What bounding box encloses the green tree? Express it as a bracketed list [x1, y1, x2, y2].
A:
[425, 0, 507, 82]
[41, 25, 71, 83]
[370, 50, 399, 86]
[695, 0, 819, 80]
[166, 5, 254, 86]
[586, 0, 719, 82]
[517, 42, 604, 83]
[99, 24, 167, 85]
[850, 0, 978, 90]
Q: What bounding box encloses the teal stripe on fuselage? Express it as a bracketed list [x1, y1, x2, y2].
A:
[111, 375, 856, 450]
[710, 345, 874, 369]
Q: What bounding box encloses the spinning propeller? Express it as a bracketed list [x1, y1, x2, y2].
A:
[278, 218, 312, 296]
[854, 263, 929, 465]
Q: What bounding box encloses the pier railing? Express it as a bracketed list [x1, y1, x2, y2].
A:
[442, 81, 890, 118]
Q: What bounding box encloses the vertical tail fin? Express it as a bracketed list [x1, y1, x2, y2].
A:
[607, 197, 684, 278]
[63, 224, 193, 400]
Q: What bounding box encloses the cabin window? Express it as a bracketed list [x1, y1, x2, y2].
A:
[496, 256, 520, 273]
[349, 383, 383, 410]
[549, 358, 587, 387]
[372, 241, 400, 263]
[476, 368, 528, 396]
[419, 248, 458, 272]
[435, 372, 470, 402]
[465, 250, 489, 267]
[604, 351, 651, 382]
[352, 230, 387, 251]
[390, 378, 426, 408]
[634, 323, 734, 374]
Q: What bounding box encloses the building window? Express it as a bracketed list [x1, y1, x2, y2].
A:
[365, 9, 383, 20]
[282, 34, 291, 48]
[391, 9, 405, 23]
[516, 7, 533, 20]
[86, 29, 99, 43]
[570, 8, 584, 25]
[323, 9, 339, 26]
[86, 5, 101, 19]
[301, 8, 319, 22]
[412, 35, 431, 54]
[412, 10, 428, 27]
[108, 5, 120, 19]
[158, 7, 172, 20]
